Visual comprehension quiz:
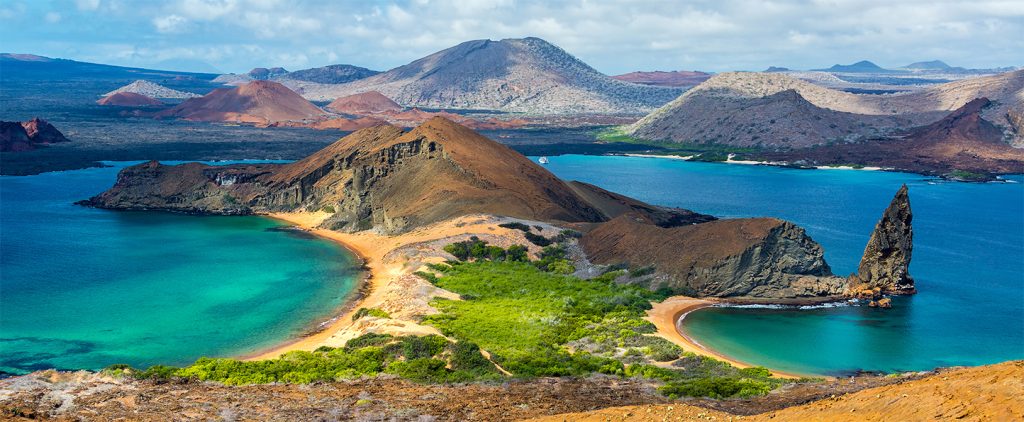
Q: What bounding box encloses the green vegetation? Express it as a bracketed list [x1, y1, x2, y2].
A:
[352, 307, 390, 321]
[523, 231, 552, 246]
[498, 221, 531, 232]
[321, 204, 336, 213]
[113, 333, 501, 385]
[595, 127, 761, 160]
[629, 265, 656, 278]
[443, 236, 529, 262]
[945, 170, 990, 181]
[419, 248, 784, 397]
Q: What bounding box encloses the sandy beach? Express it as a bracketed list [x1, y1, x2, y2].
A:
[647, 296, 805, 379]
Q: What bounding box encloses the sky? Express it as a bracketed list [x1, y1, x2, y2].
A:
[1, 0, 1022, 75]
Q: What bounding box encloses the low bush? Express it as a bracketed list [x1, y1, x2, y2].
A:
[498, 222, 530, 232]
[352, 307, 390, 321]
[524, 232, 552, 247]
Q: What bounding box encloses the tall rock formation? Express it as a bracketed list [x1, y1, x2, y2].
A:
[853, 185, 915, 294]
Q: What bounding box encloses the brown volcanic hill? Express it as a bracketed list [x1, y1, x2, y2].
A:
[766, 98, 1024, 175]
[96, 92, 164, 107]
[326, 91, 402, 114]
[84, 117, 609, 233]
[580, 213, 847, 299]
[1, 118, 69, 152]
[629, 70, 1024, 148]
[156, 80, 324, 124]
[611, 70, 711, 87]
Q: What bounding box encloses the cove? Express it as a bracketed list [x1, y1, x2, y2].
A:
[538, 155, 1024, 376]
[0, 162, 361, 374]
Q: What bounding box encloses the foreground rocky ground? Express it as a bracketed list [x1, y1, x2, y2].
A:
[7, 362, 1009, 421]
[531, 361, 1023, 422]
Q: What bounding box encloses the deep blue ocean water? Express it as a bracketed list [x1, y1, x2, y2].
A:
[0, 162, 360, 374]
[537, 155, 1024, 376]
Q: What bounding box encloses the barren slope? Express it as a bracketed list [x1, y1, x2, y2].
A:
[289, 37, 682, 114]
[533, 361, 1023, 421]
[156, 80, 325, 124]
[629, 70, 1024, 147]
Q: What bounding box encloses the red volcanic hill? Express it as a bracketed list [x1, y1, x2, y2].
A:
[157, 80, 324, 124]
[1, 118, 69, 152]
[97, 92, 164, 107]
[611, 70, 711, 87]
[326, 91, 402, 115]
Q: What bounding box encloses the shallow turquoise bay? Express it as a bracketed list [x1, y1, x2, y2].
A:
[538, 155, 1024, 376]
[0, 162, 360, 374]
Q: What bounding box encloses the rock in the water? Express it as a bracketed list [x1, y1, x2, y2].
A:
[855, 184, 915, 294]
[877, 297, 893, 308]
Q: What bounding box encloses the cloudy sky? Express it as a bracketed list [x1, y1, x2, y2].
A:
[2, 0, 1021, 74]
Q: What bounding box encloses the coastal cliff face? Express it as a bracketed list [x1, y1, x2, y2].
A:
[580, 214, 848, 300]
[852, 184, 915, 294]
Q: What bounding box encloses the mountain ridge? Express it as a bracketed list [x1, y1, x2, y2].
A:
[286, 37, 682, 114]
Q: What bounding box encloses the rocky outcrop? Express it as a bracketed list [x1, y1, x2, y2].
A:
[580, 214, 848, 300]
[247, 67, 289, 80]
[1, 118, 69, 152]
[280, 64, 380, 84]
[851, 185, 915, 294]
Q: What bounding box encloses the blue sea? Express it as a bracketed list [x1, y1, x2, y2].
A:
[538, 155, 1024, 376]
[2, 156, 1021, 377]
[0, 162, 361, 375]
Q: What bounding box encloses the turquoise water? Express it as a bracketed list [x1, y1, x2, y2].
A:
[538, 155, 1024, 376]
[0, 162, 360, 374]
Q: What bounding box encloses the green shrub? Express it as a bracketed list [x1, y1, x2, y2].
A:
[506, 245, 528, 262]
[352, 307, 391, 321]
[136, 365, 178, 381]
[524, 232, 552, 246]
[659, 377, 773, 399]
[629, 266, 656, 278]
[498, 222, 530, 232]
[321, 205, 336, 213]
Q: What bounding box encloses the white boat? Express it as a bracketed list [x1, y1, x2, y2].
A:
[538, 157, 549, 164]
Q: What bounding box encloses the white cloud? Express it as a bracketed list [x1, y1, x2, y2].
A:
[153, 14, 188, 33]
[4, 0, 1021, 74]
[75, 0, 101, 11]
